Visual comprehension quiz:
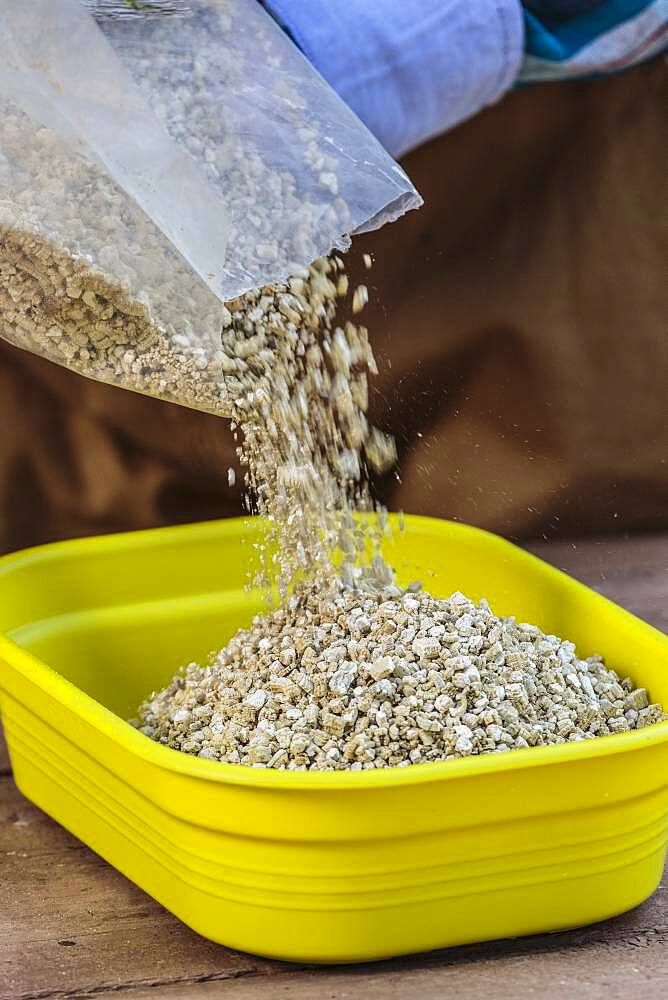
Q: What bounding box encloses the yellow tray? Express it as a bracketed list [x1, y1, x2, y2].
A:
[0, 516, 667, 963]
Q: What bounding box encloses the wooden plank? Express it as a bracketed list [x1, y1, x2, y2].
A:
[2, 770, 666, 1000]
[528, 534, 668, 632]
[105, 933, 668, 1000]
[0, 778, 283, 1000]
[528, 534, 668, 582]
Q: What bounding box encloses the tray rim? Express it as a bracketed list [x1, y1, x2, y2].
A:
[1, 514, 667, 792]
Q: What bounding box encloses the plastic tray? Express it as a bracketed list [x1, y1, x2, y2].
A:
[0, 515, 667, 963]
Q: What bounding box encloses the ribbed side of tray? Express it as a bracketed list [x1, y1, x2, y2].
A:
[1, 516, 667, 961]
[4, 693, 667, 961]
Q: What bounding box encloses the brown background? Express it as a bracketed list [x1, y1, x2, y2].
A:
[0, 59, 666, 552]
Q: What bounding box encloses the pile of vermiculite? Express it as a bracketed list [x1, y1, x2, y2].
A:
[138, 584, 665, 770]
[134, 257, 666, 769]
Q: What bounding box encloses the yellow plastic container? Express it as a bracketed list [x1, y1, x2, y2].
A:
[0, 516, 667, 963]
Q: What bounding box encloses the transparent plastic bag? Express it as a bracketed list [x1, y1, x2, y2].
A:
[0, 0, 421, 415]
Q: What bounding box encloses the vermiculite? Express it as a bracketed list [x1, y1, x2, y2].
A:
[134, 255, 666, 769]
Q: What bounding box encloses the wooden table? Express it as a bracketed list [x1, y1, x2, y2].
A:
[3, 535, 667, 1000]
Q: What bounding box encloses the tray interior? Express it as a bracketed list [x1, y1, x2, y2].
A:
[1, 517, 667, 723]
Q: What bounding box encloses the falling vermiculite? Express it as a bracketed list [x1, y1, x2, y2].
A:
[222, 254, 396, 598]
[133, 253, 666, 770]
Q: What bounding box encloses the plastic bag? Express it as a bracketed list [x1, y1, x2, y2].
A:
[0, 0, 421, 415]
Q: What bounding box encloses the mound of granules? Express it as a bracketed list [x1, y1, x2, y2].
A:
[134, 585, 666, 770]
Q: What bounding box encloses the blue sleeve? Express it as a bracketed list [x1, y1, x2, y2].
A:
[262, 1, 668, 153]
[261, 0, 524, 157]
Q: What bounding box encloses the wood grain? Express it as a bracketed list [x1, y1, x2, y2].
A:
[0, 779, 283, 999]
[105, 933, 668, 1000]
[2, 772, 666, 1000]
[528, 534, 668, 633]
[2, 534, 667, 998]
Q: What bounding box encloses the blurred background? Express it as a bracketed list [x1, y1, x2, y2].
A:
[0, 57, 665, 556]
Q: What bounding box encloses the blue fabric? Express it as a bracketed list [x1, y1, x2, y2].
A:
[262, 0, 524, 157]
[261, 0, 668, 154]
[524, 1, 607, 21]
[524, 0, 660, 57]
[520, 0, 668, 79]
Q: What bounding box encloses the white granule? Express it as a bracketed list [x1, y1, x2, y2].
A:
[134, 584, 666, 770]
[223, 255, 396, 598]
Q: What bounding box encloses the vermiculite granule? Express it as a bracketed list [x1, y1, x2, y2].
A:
[223, 256, 395, 596]
[135, 584, 666, 770]
[128, 249, 665, 769]
[0, 1, 419, 418]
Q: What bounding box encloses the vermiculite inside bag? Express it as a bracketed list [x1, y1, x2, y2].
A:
[0, 0, 421, 415]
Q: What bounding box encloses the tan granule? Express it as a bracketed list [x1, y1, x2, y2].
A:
[351, 284, 369, 314]
[135, 585, 667, 770]
[0, 227, 233, 416]
[2, 226, 395, 596]
[221, 255, 395, 597]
